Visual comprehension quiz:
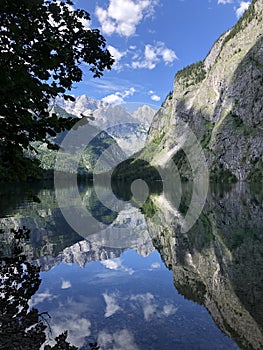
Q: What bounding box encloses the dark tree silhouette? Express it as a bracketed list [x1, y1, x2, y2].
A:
[0, 227, 80, 349]
[0, 0, 114, 181]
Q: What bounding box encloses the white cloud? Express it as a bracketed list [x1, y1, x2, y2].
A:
[162, 304, 177, 316]
[151, 95, 161, 102]
[102, 94, 124, 104]
[41, 297, 93, 349]
[130, 293, 157, 321]
[95, 0, 158, 37]
[101, 258, 122, 270]
[61, 279, 71, 289]
[103, 293, 122, 317]
[217, 0, 232, 4]
[151, 262, 161, 268]
[236, 1, 251, 18]
[132, 42, 177, 70]
[50, 316, 91, 348]
[102, 87, 136, 104]
[29, 290, 55, 307]
[161, 48, 177, 63]
[98, 329, 139, 350]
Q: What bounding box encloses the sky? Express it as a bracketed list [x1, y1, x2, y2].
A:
[71, 0, 251, 107]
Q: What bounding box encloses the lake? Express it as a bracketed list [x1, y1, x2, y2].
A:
[0, 181, 262, 350]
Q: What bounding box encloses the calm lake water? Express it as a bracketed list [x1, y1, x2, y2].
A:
[0, 181, 262, 350]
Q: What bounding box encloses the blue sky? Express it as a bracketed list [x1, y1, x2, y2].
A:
[72, 0, 251, 106]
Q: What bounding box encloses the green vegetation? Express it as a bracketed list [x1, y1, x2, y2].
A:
[175, 61, 206, 88]
[141, 197, 158, 218]
[0, 0, 113, 182]
[222, 0, 258, 48]
[209, 165, 237, 183]
[172, 149, 192, 182]
[247, 158, 263, 182]
[161, 91, 173, 107]
[201, 120, 215, 148]
[111, 158, 163, 184]
[152, 132, 165, 144]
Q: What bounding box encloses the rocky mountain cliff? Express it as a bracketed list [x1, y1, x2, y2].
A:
[144, 0, 263, 182]
[146, 183, 263, 350]
[0, 185, 153, 271]
[56, 95, 157, 155]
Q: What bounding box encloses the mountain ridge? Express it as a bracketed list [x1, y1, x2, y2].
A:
[142, 0, 263, 182]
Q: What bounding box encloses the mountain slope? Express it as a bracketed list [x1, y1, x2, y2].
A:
[27, 105, 126, 175]
[144, 0, 263, 181]
[56, 95, 157, 155]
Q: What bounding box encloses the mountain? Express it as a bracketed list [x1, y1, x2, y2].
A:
[0, 185, 153, 271]
[132, 104, 157, 127]
[145, 183, 263, 350]
[56, 95, 157, 155]
[27, 105, 127, 175]
[139, 0, 263, 182]
[55, 94, 108, 117]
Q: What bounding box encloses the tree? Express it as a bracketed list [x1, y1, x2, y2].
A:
[0, 0, 114, 181]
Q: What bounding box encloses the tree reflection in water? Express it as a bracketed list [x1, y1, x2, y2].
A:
[0, 227, 97, 350]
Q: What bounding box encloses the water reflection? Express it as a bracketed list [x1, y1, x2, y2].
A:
[0, 181, 262, 349]
[146, 182, 263, 350]
[0, 227, 78, 350]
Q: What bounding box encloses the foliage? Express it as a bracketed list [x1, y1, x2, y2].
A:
[152, 132, 165, 145]
[200, 120, 214, 148]
[221, 0, 257, 48]
[175, 61, 206, 88]
[172, 149, 192, 181]
[0, 0, 113, 182]
[161, 91, 173, 107]
[111, 158, 163, 186]
[0, 226, 79, 349]
[141, 197, 158, 218]
[209, 164, 237, 183]
[247, 158, 263, 182]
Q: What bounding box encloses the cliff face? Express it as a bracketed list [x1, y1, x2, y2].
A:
[146, 0, 263, 181]
[146, 183, 263, 350]
[0, 185, 153, 271]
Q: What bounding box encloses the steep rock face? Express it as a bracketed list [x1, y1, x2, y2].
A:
[0, 185, 153, 271]
[146, 0, 263, 181]
[56, 95, 157, 155]
[146, 183, 263, 350]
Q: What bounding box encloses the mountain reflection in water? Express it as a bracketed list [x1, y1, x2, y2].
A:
[0, 181, 262, 350]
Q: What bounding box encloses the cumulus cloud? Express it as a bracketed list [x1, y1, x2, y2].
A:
[29, 290, 55, 307]
[61, 279, 71, 289]
[102, 87, 136, 104]
[42, 298, 92, 349]
[132, 42, 177, 69]
[51, 316, 91, 348]
[236, 1, 251, 18]
[162, 304, 177, 316]
[103, 293, 122, 317]
[101, 258, 122, 270]
[102, 94, 124, 104]
[101, 257, 135, 274]
[98, 329, 139, 350]
[130, 293, 157, 321]
[95, 0, 158, 37]
[151, 95, 161, 102]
